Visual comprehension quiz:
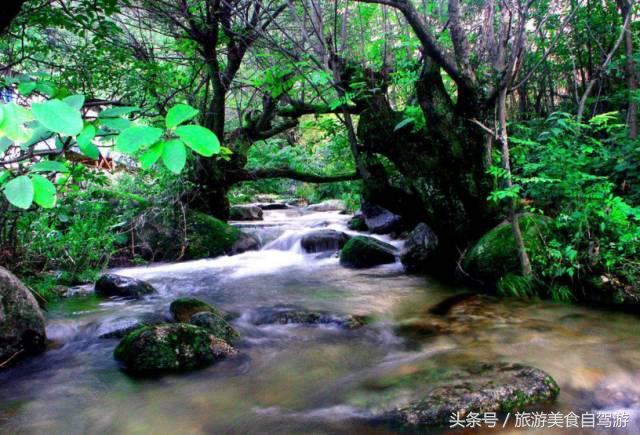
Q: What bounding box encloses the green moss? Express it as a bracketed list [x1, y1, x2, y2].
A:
[190, 312, 239, 343]
[339, 236, 396, 268]
[170, 297, 224, 322]
[184, 211, 242, 259]
[463, 214, 550, 282]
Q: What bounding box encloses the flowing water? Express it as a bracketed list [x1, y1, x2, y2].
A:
[0, 208, 639, 434]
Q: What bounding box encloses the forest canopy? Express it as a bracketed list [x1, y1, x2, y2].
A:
[0, 0, 638, 305]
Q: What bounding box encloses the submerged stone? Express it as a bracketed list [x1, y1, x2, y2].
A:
[340, 236, 396, 268]
[114, 323, 236, 375]
[353, 362, 559, 428]
[0, 267, 47, 364]
[250, 306, 367, 329]
[170, 297, 225, 323]
[190, 312, 239, 343]
[95, 274, 156, 299]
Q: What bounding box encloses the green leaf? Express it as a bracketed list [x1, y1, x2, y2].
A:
[394, 118, 414, 131]
[0, 171, 9, 184]
[99, 106, 139, 118]
[30, 161, 69, 173]
[35, 82, 56, 97]
[3, 175, 34, 209]
[77, 125, 99, 160]
[166, 104, 199, 129]
[22, 125, 54, 149]
[18, 81, 37, 96]
[63, 94, 85, 110]
[175, 125, 220, 157]
[0, 102, 33, 142]
[31, 174, 56, 208]
[139, 142, 165, 169]
[100, 117, 132, 131]
[116, 126, 163, 154]
[32, 99, 83, 136]
[162, 139, 187, 173]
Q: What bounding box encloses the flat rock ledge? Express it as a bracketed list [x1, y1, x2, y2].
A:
[357, 362, 559, 428]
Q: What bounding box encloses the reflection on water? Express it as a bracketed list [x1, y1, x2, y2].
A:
[0, 209, 638, 434]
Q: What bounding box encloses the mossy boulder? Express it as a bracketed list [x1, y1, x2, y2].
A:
[98, 313, 167, 339]
[0, 267, 46, 363]
[113, 323, 236, 375]
[400, 223, 439, 273]
[462, 214, 550, 283]
[351, 361, 559, 428]
[95, 274, 156, 299]
[184, 211, 243, 259]
[170, 297, 224, 323]
[190, 312, 239, 343]
[340, 236, 397, 268]
[229, 205, 263, 221]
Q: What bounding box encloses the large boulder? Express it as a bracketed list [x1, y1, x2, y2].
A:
[95, 274, 156, 299]
[340, 236, 397, 268]
[135, 211, 253, 261]
[307, 199, 346, 212]
[461, 214, 550, 283]
[230, 233, 261, 255]
[190, 312, 239, 343]
[0, 267, 46, 363]
[355, 362, 559, 428]
[229, 205, 263, 221]
[361, 202, 403, 234]
[113, 323, 236, 375]
[170, 297, 225, 323]
[400, 223, 439, 272]
[301, 229, 350, 253]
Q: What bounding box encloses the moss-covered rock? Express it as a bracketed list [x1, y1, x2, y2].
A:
[113, 323, 236, 375]
[184, 211, 243, 259]
[350, 361, 559, 428]
[0, 267, 46, 363]
[190, 312, 239, 343]
[340, 236, 397, 268]
[347, 215, 368, 231]
[170, 297, 224, 323]
[462, 214, 550, 283]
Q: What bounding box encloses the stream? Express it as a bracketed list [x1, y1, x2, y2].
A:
[0, 208, 639, 434]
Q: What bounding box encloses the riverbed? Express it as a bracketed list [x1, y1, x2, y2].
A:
[0, 209, 638, 434]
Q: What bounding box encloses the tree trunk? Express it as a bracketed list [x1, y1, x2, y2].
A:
[1, 0, 26, 34]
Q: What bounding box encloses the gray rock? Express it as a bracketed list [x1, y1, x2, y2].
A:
[361, 203, 403, 234]
[229, 205, 263, 221]
[0, 267, 47, 363]
[301, 229, 350, 253]
[307, 199, 346, 212]
[230, 233, 261, 255]
[400, 223, 439, 272]
[95, 274, 156, 299]
[251, 306, 367, 329]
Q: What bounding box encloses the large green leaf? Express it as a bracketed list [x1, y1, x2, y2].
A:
[116, 126, 163, 154]
[166, 104, 199, 129]
[100, 117, 132, 131]
[162, 139, 187, 174]
[77, 125, 99, 160]
[140, 142, 165, 169]
[175, 125, 220, 157]
[31, 99, 83, 136]
[63, 94, 85, 110]
[30, 161, 69, 173]
[31, 174, 56, 208]
[18, 81, 37, 96]
[3, 175, 34, 209]
[0, 102, 33, 142]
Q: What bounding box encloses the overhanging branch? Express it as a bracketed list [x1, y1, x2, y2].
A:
[231, 168, 361, 184]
